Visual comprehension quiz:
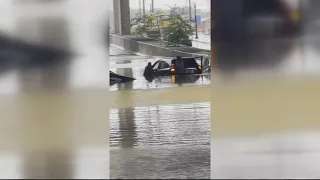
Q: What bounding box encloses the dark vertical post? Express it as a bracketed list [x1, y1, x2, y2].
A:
[139, 0, 142, 14]
[194, 4, 198, 39]
[151, 0, 154, 13]
[189, 0, 192, 22]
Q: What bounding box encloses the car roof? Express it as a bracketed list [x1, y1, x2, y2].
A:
[157, 59, 171, 63]
[156, 57, 198, 63]
[172, 57, 197, 62]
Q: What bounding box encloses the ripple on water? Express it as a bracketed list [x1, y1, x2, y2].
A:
[109, 102, 210, 148]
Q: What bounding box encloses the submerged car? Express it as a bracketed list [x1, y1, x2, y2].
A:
[110, 71, 135, 85]
[143, 56, 206, 78]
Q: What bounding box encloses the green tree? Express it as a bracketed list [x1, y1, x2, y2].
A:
[130, 13, 157, 37]
[164, 6, 194, 46]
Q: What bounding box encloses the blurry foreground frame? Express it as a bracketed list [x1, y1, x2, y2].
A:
[211, 0, 320, 178]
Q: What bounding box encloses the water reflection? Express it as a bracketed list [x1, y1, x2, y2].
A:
[110, 102, 210, 148]
[110, 102, 210, 179]
[147, 74, 201, 85]
[109, 66, 210, 91]
[117, 107, 137, 148]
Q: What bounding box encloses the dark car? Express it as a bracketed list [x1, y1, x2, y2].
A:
[143, 56, 203, 78]
[110, 71, 135, 85]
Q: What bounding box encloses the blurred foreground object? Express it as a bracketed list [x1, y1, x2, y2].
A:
[2, 0, 108, 55]
[211, 0, 304, 42]
[0, 0, 110, 179]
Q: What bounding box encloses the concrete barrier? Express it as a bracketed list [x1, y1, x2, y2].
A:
[110, 34, 209, 57]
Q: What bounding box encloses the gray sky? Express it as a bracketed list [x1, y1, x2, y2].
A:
[130, 0, 210, 10]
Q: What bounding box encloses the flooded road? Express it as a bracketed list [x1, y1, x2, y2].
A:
[110, 43, 211, 91]
[110, 102, 210, 179]
[109, 55, 211, 91]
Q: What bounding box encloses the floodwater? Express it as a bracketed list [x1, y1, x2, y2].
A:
[109, 52, 211, 91]
[110, 102, 210, 179]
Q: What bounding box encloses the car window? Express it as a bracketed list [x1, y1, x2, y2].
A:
[183, 59, 198, 68]
[158, 61, 169, 69]
[152, 61, 160, 69]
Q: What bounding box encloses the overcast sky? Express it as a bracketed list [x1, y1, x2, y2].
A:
[130, 0, 210, 10]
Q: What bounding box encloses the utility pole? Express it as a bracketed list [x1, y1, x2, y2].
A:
[142, 0, 146, 16]
[189, 0, 192, 22]
[194, 4, 198, 39]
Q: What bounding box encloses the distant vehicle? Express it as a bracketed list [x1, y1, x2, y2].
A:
[143, 56, 204, 78]
[110, 71, 135, 85]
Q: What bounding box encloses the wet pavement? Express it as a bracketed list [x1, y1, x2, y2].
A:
[191, 33, 211, 50]
[110, 45, 135, 56]
[110, 102, 210, 179]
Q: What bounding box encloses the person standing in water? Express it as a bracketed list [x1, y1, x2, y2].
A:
[175, 56, 185, 75]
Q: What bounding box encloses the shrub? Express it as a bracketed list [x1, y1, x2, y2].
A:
[163, 6, 194, 46]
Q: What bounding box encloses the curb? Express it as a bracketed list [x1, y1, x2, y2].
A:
[110, 34, 210, 57]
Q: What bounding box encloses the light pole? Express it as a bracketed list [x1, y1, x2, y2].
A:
[194, 4, 198, 39]
[151, 0, 154, 13]
[189, 0, 192, 22]
[142, 0, 146, 16]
